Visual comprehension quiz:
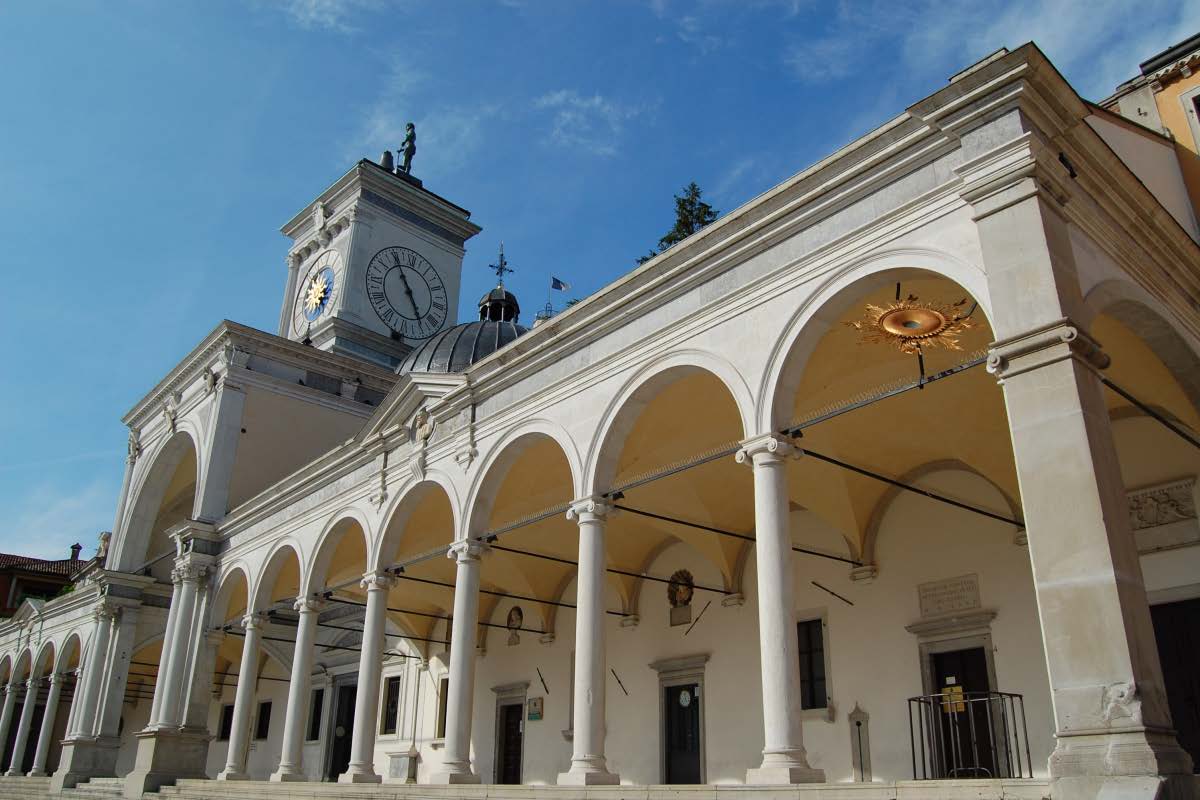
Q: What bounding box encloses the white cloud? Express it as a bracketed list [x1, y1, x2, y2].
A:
[275, 0, 383, 32]
[347, 56, 498, 178]
[3, 479, 116, 561]
[784, 0, 1200, 99]
[534, 90, 647, 156]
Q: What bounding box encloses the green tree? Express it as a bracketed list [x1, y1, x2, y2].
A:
[637, 182, 719, 265]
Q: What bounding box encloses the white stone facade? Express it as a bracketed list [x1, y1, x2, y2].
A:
[1, 44, 1198, 800]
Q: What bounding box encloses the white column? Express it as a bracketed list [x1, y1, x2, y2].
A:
[6, 679, 38, 775]
[271, 598, 320, 782]
[148, 574, 183, 726]
[431, 542, 484, 784]
[96, 605, 137, 738]
[0, 683, 17, 751]
[157, 562, 205, 728]
[218, 614, 262, 781]
[965, 157, 1193, 798]
[558, 498, 619, 785]
[338, 572, 393, 784]
[62, 669, 82, 737]
[72, 604, 114, 740]
[739, 435, 824, 784]
[28, 674, 62, 776]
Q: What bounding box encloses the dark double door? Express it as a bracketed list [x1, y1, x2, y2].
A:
[664, 683, 702, 784]
[1151, 598, 1200, 773]
[495, 702, 523, 784]
[930, 647, 997, 778]
[325, 683, 356, 781]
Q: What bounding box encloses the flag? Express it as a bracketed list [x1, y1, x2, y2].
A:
[550, 277, 571, 291]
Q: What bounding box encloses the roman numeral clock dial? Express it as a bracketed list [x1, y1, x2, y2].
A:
[365, 246, 449, 341]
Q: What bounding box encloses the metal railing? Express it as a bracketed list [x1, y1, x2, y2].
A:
[908, 690, 1032, 780]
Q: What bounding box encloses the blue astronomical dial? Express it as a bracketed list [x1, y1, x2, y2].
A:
[293, 251, 342, 334]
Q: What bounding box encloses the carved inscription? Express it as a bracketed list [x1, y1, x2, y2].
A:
[918, 574, 980, 618]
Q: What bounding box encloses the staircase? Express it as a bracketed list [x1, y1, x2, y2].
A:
[58, 778, 125, 800]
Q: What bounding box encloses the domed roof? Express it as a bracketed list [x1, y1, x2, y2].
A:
[396, 318, 528, 374]
[396, 280, 528, 374]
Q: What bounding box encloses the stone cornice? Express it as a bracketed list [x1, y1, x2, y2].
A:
[121, 320, 398, 430]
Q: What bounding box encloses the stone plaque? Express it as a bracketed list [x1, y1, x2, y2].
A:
[918, 574, 980, 618]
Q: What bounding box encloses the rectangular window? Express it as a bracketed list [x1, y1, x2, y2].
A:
[306, 688, 324, 742]
[435, 677, 450, 738]
[797, 619, 827, 710]
[218, 704, 234, 741]
[380, 676, 402, 735]
[254, 700, 272, 740]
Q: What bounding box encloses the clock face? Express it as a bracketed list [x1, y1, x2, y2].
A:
[365, 246, 449, 340]
[293, 250, 342, 335]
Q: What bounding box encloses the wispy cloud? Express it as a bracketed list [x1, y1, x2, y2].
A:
[784, 0, 1200, 99]
[533, 90, 648, 156]
[348, 56, 498, 178]
[275, 0, 383, 32]
[4, 479, 115, 561]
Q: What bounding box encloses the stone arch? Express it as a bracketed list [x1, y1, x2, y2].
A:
[31, 640, 55, 679]
[372, 474, 459, 573]
[860, 459, 1025, 567]
[211, 563, 253, 627]
[306, 510, 373, 597]
[758, 247, 990, 433]
[10, 650, 32, 684]
[583, 348, 755, 495]
[0, 654, 11, 685]
[55, 633, 84, 675]
[463, 419, 584, 535]
[110, 426, 201, 573]
[1085, 278, 1200, 420]
[250, 540, 304, 615]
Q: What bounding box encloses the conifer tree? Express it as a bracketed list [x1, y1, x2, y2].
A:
[637, 182, 719, 264]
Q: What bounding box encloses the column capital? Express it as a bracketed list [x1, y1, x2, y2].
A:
[92, 600, 121, 622]
[567, 496, 611, 523]
[736, 435, 795, 466]
[360, 571, 396, 591]
[171, 561, 209, 584]
[242, 612, 267, 631]
[46, 673, 62, 688]
[446, 540, 488, 563]
[294, 597, 325, 614]
[987, 317, 1110, 382]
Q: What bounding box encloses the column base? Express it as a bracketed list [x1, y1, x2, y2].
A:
[1048, 729, 1194, 800]
[50, 736, 121, 793]
[338, 765, 382, 784]
[27, 770, 47, 778]
[747, 751, 825, 785]
[269, 766, 309, 782]
[122, 727, 211, 798]
[557, 769, 620, 786]
[216, 770, 251, 781]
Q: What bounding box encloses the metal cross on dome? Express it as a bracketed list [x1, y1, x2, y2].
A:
[489, 242, 514, 285]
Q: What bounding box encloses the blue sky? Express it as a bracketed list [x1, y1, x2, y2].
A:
[1, 0, 1196, 560]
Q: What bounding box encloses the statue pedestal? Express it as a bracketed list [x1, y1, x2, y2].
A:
[50, 735, 120, 792]
[122, 727, 211, 798]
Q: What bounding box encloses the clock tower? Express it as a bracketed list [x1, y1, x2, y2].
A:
[278, 160, 482, 368]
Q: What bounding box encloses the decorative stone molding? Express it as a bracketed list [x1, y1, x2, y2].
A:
[904, 609, 997, 637]
[170, 562, 209, 585]
[618, 614, 640, 629]
[161, 392, 180, 434]
[446, 540, 488, 563]
[567, 496, 611, 523]
[720, 592, 745, 607]
[1013, 529, 1028, 547]
[360, 571, 396, 592]
[987, 318, 1110, 382]
[849, 565, 878, 583]
[454, 423, 478, 471]
[538, 632, 556, 645]
[294, 597, 324, 614]
[735, 434, 794, 466]
[369, 450, 389, 508]
[126, 429, 142, 464]
[241, 613, 265, 631]
[1128, 478, 1196, 531]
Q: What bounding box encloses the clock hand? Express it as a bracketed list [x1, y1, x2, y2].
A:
[396, 268, 420, 317]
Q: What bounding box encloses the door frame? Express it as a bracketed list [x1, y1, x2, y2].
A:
[491, 680, 529, 784]
[917, 633, 998, 698]
[324, 673, 358, 781]
[650, 653, 709, 784]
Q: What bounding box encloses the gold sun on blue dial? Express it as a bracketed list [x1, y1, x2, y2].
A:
[293, 250, 343, 334]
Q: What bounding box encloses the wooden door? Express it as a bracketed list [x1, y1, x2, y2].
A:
[326, 683, 356, 781]
[664, 683, 702, 783]
[930, 647, 996, 778]
[1151, 598, 1200, 773]
[495, 703, 523, 784]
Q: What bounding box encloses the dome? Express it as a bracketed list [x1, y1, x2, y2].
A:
[396, 280, 527, 374]
[396, 318, 528, 374]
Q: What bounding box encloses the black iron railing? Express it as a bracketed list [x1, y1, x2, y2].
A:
[908, 690, 1032, 780]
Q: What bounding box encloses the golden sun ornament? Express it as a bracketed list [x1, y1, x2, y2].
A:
[304, 274, 328, 313]
[845, 296, 973, 354]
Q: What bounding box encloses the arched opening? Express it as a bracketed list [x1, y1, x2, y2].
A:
[763, 268, 1047, 782]
[111, 431, 199, 578]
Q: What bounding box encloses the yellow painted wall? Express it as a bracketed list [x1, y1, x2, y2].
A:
[1153, 70, 1200, 218]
